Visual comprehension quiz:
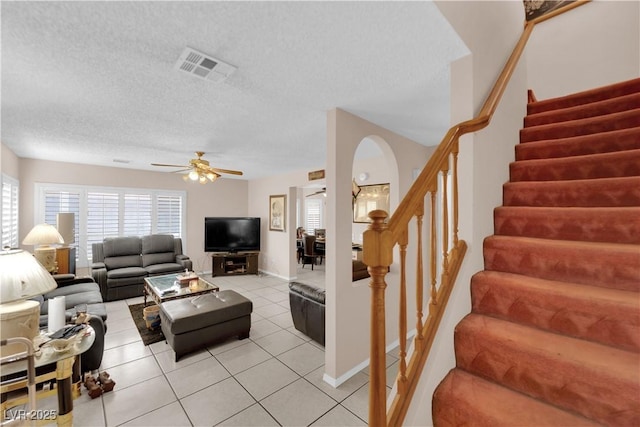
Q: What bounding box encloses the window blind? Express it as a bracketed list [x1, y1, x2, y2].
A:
[305, 199, 322, 235]
[1, 175, 19, 249]
[124, 193, 152, 236]
[157, 195, 182, 236]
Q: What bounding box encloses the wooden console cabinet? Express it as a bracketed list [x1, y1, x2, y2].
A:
[211, 252, 259, 277]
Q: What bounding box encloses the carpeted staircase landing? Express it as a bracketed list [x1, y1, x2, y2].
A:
[433, 77, 640, 426]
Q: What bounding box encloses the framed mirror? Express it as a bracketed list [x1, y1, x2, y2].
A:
[353, 183, 390, 223]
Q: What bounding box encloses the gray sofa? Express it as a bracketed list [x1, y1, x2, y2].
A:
[91, 234, 192, 301]
[33, 275, 107, 372]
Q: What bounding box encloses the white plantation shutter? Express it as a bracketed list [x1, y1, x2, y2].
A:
[1, 175, 19, 249]
[157, 195, 182, 236]
[43, 190, 81, 263]
[305, 199, 322, 235]
[87, 192, 120, 261]
[124, 194, 152, 236]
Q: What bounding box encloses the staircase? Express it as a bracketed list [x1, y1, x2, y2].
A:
[432, 78, 640, 426]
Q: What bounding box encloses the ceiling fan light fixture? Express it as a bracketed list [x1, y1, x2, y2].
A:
[152, 152, 242, 185]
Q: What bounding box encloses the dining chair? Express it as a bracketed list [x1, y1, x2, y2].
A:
[302, 235, 323, 270]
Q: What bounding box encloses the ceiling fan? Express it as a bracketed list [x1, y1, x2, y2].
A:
[151, 152, 243, 184]
[306, 188, 326, 197]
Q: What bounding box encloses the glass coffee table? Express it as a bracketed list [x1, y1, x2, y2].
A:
[143, 273, 219, 306]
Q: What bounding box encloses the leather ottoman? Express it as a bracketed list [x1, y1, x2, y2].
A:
[159, 291, 252, 361]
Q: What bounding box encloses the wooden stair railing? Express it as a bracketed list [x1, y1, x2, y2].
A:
[365, 3, 589, 426]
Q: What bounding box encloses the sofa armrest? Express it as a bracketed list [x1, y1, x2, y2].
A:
[91, 266, 108, 298]
[176, 255, 193, 271]
[53, 274, 96, 288]
[288, 282, 325, 346]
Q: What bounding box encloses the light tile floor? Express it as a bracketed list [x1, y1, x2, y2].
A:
[31, 264, 400, 426]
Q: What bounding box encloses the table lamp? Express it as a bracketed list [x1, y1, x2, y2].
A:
[22, 223, 64, 273]
[0, 249, 58, 356]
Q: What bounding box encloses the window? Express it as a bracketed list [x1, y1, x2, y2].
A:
[305, 198, 322, 235]
[157, 195, 182, 236]
[35, 184, 186, 268]
[44, 190, 80, 243]
[123, 194, 152, 236]
[1, 174, 19, 249]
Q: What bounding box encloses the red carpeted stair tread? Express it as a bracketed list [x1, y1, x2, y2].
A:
[432, 369, 601, 427]
[509, 148, 640, 182]
[483, 235, 640, 291]
[520, 109, 640, 143]
[515, 127, 640, 160]
[454, 314, 640, 426]
[503, 176, 640, 207]
[494, 206, 640, 243]
[525, 92, 640, 127]
[471, 271, 640, 351]
[527, 77, 640, 115]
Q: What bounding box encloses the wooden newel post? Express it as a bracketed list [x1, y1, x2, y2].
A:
[364, 209, 393, 427]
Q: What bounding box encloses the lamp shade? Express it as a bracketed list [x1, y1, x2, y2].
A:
[22, 223, 64, 246]
[0, 249, 57, 303]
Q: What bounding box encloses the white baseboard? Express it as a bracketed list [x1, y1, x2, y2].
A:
[323, 329, 417, 388]
[257, 269, 295, 281]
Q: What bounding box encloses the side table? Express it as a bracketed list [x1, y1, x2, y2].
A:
[0, 326, 95, 426]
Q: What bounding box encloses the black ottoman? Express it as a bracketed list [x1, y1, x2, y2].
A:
[160, 290, 252, 361]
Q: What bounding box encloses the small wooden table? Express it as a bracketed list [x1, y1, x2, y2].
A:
[143, 273, 219, 306]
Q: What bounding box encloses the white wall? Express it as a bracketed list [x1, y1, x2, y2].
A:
[325, 108, 433, 384]
[527, 0, 640, 100]
[16, 157, 248, 272]
[247, 168, 311, 279]
[405, 1, 640, 425]
[1, 142, 20, 179]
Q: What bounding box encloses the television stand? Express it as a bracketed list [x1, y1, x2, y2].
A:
[211, 252, 259, 277]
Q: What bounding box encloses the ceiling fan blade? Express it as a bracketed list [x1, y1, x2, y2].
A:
[305, 189, 326, 197]
[151, 163, 190, 168]
[170, 168, 191, 174]
[210, 167, 243, 176]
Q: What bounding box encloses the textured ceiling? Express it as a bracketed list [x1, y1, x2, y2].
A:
[1, 1, 468, 180]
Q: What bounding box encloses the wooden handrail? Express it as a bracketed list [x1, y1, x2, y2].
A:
[366, 2, 590, 425]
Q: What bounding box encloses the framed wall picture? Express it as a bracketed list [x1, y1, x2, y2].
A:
[353, 183, 390, 223]
[524, 0, 579, 21]
[269, 194, 286, 232]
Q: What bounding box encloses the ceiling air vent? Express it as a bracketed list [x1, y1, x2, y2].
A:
[174, 47, 237, 83]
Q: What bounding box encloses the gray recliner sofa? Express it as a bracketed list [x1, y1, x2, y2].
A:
[91, 234, 192, 301]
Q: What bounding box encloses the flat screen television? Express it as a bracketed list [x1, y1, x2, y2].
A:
[204, 217, 261, 253]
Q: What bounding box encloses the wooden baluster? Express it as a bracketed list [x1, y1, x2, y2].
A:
[441, 162, 450, 276]
[415, 204, 425, 347]
[429, 191, 438, 308]
[397, 227, 408, 395]
[365, 210, 393, 427]
[452, 139, 460, 247]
